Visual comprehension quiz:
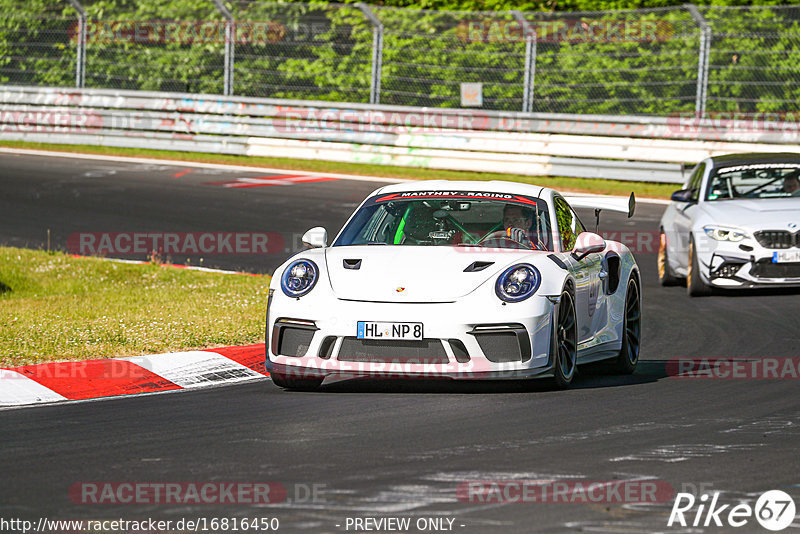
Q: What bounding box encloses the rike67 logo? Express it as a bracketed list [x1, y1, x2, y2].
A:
[668, 490, 796, 531]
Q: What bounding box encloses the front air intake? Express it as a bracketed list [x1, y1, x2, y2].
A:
[464, 261, 495, 272]
[271, 319, 317, 357]
[276, 328, 314, 357]
[337, 338, 448, 364]
[448, 339, 471, 363]
[470, 324, 531, 363]
[318, 336, 337, 359]
[751, 259, 800, 279]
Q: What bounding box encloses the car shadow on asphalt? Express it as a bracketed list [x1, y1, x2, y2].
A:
[655, 282, 800, 298]
[710, 286, 800, 298]
[311, 360, 671, 394]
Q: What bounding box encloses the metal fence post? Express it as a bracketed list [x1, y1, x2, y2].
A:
[686, 4, 710, 117]
[511, 11, 536, 113]
[212, 0, 234, 96]
[357, 3, 383, 105]
[66, 0, 86, 88]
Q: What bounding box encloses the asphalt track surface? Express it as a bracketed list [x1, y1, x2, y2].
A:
[1, 152, 799, 533]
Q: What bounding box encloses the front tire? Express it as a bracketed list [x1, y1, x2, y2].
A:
[612, 278, 641, 374]
[687, 236, 711, 297]
[550, 290, 577, 389]
[270, 371, 323, 391]
[657, 230, 679, 286]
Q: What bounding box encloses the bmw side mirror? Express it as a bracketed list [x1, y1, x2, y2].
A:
[572, 232, 606, 260]
[671, 189, 695, 203]
[302, 227, 327, 248]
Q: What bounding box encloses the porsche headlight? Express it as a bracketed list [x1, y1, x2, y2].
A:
[281, 259, 318, 297]
[496, 264, 541, 302]
[703, 226, 747, 242]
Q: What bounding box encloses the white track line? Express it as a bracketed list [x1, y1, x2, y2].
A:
[0, 147, 409, 184]
[73, 256, 261, 276]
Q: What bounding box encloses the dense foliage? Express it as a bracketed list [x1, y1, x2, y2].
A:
[356, 0, 798, 13]
[1, 0, 798, 115]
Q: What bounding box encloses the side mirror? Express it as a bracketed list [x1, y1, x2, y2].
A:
[301, 227, 327, 248]
[573, 231, 606, 260]
[671, 189, 695, 203]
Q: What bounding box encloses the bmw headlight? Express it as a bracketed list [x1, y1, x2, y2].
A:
[703, 226, 747, 242]
[281, 259, 318, 297]
[496, 264, 541, 302]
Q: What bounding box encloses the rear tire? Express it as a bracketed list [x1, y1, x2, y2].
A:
[657, 230, 679, 286]
[270, 371, 323, 391]
[687, 236, 712, 297]
[612, 278, 641, 374]
[550, 290, 577, 389]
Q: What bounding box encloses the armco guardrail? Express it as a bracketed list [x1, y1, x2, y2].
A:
[2, 86, 799, 184]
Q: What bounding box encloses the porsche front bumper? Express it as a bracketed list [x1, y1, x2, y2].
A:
[265, 295, 558, 381]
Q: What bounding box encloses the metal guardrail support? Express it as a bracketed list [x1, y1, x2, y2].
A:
[511, 11, 536, 114]
[686, 4, 710, 117]
[212, 0, 235, 96]
[357, 3, 383, 105]
[66, 0, 86, 88]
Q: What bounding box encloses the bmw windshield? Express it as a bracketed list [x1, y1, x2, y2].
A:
[333, 191, 553, 251]
[706, 163, 800, 201]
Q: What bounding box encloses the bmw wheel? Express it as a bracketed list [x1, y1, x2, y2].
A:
[657, 230, 679, 286]
[687, 236, 711, 297]
[612, 278, 641, 374]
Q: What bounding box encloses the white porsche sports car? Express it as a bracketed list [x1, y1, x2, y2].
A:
[266, 181, 641, 390]
[659, 153, 800, 296]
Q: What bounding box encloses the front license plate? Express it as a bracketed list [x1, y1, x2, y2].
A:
[772, 250, 800, 263]
[357, 321, 423, 340]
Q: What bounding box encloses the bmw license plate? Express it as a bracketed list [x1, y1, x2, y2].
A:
[357, 321, 423, 340]
[772, 250, 800, 263]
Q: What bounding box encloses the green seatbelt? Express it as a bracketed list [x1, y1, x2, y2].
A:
[393, 206, 411, 244]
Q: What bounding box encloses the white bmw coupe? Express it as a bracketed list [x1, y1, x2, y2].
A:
[266, 180, 641, 390]
[659, 153, 800, 296]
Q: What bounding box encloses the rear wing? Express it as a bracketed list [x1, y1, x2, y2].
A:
[563, 192, 635, 232]
[563, 192, 636, 218]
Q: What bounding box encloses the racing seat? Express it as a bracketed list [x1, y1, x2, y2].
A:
[402, 205, 439, 244]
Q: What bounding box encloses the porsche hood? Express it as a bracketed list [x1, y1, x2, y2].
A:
[324, 246, 539, 302]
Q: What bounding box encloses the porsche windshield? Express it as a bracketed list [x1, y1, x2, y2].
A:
[333, 193, 553, 251]
[706, 163, 800, 201]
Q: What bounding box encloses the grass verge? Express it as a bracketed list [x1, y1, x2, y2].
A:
[0, 140, 676, 199]
[0, 247, 269, 366]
